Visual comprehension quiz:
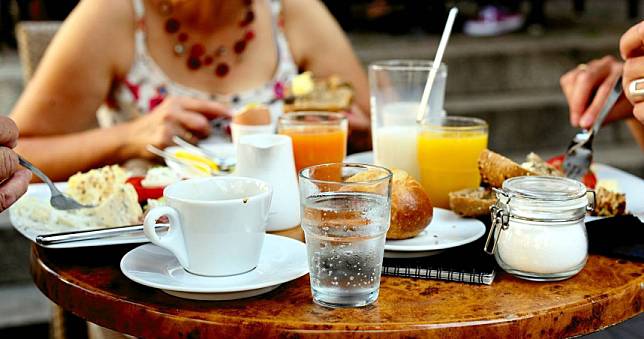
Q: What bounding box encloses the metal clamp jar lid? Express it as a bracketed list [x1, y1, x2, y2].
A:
[484, 176, 595, 255]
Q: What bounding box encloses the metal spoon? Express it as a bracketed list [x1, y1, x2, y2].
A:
[18, 156, 95, 210]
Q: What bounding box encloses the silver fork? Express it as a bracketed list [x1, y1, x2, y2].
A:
[563, 76, 623, 180]
[18, 156, 95, 210]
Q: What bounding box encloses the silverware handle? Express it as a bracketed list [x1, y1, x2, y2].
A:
[592, 76, 623, 135]
[18, 156, 58, 192]
[36, 224, 168, 245]
[172, 136, 203, 154]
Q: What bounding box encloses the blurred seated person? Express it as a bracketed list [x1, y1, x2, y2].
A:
[463, 0, 524, 37]
[560, 20, 644, 151]
[10, 0, 370, 181]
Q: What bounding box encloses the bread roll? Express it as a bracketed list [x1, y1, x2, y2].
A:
[449, 187, 495, 218]
[346, 169, 433, 239]
[388, 170, 433, 239]
[478, 149, 532, 188]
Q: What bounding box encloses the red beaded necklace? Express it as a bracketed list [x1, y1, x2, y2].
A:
[159, 0, 255, 77]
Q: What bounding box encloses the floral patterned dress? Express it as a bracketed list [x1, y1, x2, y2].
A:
[97, 0, 299, 141]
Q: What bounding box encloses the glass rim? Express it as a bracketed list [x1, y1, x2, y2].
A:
[298, 162, 393, 186]
[502, 176, 588, 201]
[418, 116, 488, 132]
[278, 112, 347, 126]
[164, 177, 272, 205]
[369, 59, 448, 72]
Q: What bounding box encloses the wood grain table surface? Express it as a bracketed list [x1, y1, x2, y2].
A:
[30, 227, 643, 338]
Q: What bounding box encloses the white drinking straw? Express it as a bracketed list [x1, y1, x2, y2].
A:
[416, 7, 459, 123]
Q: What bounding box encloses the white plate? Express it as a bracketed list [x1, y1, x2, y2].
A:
[347, 152, 644, 221]
[165, 143, 236, 179]
[346, 151, 373, 164]
[120, 234, 308, 300]
[590, 163, 644, 220]
[385, 208, 486, 252]
[9, 183, 150, 249]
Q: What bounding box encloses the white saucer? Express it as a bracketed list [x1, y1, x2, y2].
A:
[384, 208, 486, 254]
[120, 234, 308, 301]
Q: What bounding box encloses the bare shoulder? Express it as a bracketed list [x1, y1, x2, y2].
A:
[76, 0, 135, 24]
[65, 0, 135, 34]
[281, 0, 332, 27]
[280, 0, 343, 65]
[58, 0, 136, 74]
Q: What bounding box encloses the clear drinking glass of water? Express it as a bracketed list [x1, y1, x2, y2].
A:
[299, 163, 392, 308]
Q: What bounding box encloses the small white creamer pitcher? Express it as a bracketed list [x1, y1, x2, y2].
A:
[235, 134, 301, 231]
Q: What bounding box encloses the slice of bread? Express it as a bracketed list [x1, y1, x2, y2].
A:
[474, 150, 627, 217]
[449, 187, 496, 218]
[592, 187, 626, 217]
[283, 76, 354, 112]
[478, 149, 533, 188]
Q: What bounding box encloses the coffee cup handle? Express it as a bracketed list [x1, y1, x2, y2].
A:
[143, 206, 189, 268]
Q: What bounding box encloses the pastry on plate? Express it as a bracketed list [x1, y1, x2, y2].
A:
[283, 73, 353, 112]
[449, 187, 495, 218]
[450, 149, 626, 218]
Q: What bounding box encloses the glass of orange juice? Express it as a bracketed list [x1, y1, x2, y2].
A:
[278, 112, 348, 173]
[417, 116, 488, 209]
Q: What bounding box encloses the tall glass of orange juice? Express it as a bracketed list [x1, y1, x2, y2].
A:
[417, 116, 488, 209]
[278, 112, 348, 173]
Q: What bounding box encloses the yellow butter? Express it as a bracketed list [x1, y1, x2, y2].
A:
[292, 71, 314, 96]
[174, 150, 220, 172]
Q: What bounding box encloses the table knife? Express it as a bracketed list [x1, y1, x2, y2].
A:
[36, 224, 168, 246]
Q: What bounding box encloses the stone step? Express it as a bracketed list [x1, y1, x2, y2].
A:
[0, 283, 51, 329]
[353, 28, 622, 96]
[0, 211, 34, 285]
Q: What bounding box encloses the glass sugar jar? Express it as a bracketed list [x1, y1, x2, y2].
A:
[484, 176, 594, 281]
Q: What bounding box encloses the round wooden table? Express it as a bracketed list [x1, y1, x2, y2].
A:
[31, 234, 643, 338]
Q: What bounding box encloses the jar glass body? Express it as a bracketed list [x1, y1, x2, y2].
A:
[490, 176, 590, 281]
[494, 218, 588, 281]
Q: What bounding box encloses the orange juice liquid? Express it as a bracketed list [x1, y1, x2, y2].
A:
[280, 127, 347, 173]
[417, 130, 488, 209]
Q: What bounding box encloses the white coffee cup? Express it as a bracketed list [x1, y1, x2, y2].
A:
[143, 177, 272, 276]
[230, 122, 275, 145]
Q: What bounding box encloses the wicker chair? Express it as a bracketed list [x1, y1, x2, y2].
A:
[15, 21, 62, 82]
[15, 21, 91, 339]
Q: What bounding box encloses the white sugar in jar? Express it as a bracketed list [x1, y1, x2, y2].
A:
[484, 176, 592, 281]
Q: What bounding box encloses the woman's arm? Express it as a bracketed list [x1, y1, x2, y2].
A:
[10, 0, 230, 181]
[10, 0, 137, 180]
[282, 0, 370, 131]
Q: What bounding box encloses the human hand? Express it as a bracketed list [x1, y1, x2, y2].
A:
[620, 20, 644, 124]
[124, 96, 230, 158]
[345, 104, 370, 132]
[560, 55, 631, 129]
[0, 116, 31, 211]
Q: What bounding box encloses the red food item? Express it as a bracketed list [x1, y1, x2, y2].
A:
[126, 177, 165, 203]
[546, 155, 597, 189]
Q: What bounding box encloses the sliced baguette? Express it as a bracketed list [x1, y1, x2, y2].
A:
[478, 149, 533, 188]
[449, 187, 496, 218]
[592, 187, 626, 217]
